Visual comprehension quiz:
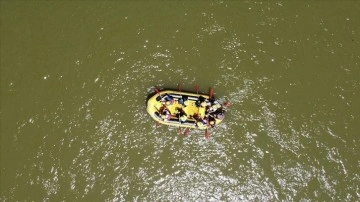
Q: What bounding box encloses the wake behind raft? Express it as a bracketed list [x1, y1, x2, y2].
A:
[147, 86, 229, 132]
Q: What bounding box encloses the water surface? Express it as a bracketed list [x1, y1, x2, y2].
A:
[1, 1, 359, 201]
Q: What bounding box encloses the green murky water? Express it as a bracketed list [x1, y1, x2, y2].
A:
[1, 1, 359, 201]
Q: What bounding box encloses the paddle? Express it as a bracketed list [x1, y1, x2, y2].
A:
[183, 128, 190, 136]
[195, 84, 199, 94]
[205, 129, 210, 140]
[154, 87, 161, 97]
[178, 83, 181, 92]
[224, 101, 230, 107]
[209, 87, 214, 98]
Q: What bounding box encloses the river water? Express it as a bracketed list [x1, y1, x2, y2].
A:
[1, 1, 359, 201]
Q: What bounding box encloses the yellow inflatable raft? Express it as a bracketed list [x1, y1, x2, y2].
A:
[147, 90, 225, 129]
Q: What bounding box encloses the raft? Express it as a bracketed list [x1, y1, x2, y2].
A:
[147, 90, 225, 129]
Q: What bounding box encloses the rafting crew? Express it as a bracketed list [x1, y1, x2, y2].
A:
[155, 93, 225, 128]
[198, 99, 224, 128]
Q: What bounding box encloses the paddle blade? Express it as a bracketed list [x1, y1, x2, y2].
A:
[178, 83, 181, 92]
[183, 128, 190, 136]
[195, 84, 199, 94]
[224, 101, 230, 107]
[205, 129, 210, 141]
[209, 88, 214, 98]
[179, 127, 182, 134]
[154, 87, 161, 95]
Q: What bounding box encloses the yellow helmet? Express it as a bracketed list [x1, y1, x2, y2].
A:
[211, 105, 217, 109]
[180, 115, 187, 121]
[201, 101, 207, 107]
[166, 101, 171, 105]
[210, 121, 215, 125]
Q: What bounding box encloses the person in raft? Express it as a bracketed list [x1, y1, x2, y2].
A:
[175, 107, 187, 123]
[161, 94, 175, 106]
[208, 116, 216, 128]
[207, 103, 218, 113]
[178, 95, 189, 107]
[196, 118, 207, 128]
[161, 108, 171, 121]
[196, 96, 210, 108]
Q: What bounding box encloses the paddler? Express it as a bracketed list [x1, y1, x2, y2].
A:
[178, 95, 189, 107]
[196, 119, 207, 129]
[179, 114, 187, 123]
[161, 94, 174, 106]
[161, 108, 171, 121]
